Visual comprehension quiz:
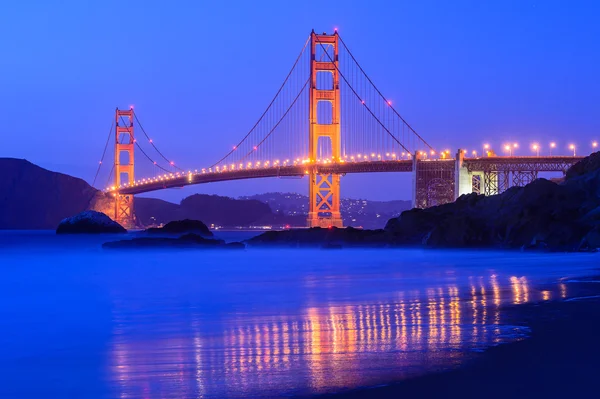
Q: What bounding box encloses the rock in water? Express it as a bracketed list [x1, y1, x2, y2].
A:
[102, 233, 244, 249]
[145, 219, 213, 237]
[56, 211, 126, 234]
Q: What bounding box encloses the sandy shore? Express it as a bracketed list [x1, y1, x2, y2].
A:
[314, 278, 600, 399]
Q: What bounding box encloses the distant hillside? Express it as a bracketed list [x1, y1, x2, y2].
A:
[0, 159, 407, 230]
[136, 194, 306, 228]
[0, 158, 99, 229]
[0, 159, 306, 229]
[242, 192, 412, 229]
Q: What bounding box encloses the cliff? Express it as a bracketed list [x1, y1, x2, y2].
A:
[0, 158, 99, 229]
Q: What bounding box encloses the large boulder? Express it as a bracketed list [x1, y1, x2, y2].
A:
[56, 211, 126, 234]
[145, 219, 213, 237]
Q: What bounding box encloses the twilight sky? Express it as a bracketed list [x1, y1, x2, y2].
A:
[1, 0, 598, 202]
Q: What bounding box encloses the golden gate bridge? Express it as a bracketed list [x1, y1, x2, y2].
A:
[93, 31, 586, 228]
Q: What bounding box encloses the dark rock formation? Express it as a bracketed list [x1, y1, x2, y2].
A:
[385, 151, 600, 250]
[249, 152, 600, 251]
[103, 233, 244, 249]
[56, 210, 126, 234]
[145, 219, 213, 237]
[246, 227, 392, 248]
[0, 158, 99, 229]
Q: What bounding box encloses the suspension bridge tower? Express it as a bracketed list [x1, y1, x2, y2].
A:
[114, 108, 136, 228]
[307, 31, 343, 228]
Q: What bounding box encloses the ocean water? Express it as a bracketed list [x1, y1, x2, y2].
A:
[0, 231, 597, 398]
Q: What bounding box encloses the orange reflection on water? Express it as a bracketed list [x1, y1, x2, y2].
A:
[109, 276, 547, 398]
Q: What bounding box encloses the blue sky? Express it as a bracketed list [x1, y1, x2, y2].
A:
[1, 0, 598, 202]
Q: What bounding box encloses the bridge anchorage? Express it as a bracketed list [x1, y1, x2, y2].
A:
[100, 30, 587, 228]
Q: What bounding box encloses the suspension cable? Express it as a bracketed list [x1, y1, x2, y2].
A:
[314, 35, 412, 154]
[132, 110, 185, 171]
[210, 35, 311, 168]
[239, 79, 309, 162]
[119, 116, 171, 173]
[92, 121, 113, 188]
[337, 33, 433, 151]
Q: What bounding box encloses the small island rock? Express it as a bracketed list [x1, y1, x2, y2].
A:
[103, 233, 243, 249]
[145, 219, 213, 237]
[56, 210, 126, 234]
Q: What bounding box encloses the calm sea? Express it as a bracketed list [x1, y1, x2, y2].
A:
[0, 231, 597, 398]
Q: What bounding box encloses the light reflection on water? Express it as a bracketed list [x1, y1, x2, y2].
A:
[108, 274, 556, 399]
[0, 232, 594, 399]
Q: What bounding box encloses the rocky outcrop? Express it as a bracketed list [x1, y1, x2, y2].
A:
[0, 158, 99, 229]
[248, 152, 600, 251]
[103, 233, 244, 249]
[246, 227, 392, 248]
[56, 210, 126, 234]
[385, 152, 600, 250]
[145, 219, 213, 237]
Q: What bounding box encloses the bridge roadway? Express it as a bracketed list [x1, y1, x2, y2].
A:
[112, 156, 583, 195]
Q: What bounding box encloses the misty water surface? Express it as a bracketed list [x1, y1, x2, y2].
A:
[0, 231, 597, 398]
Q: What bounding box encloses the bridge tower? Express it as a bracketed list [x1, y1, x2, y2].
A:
[114, 108, 135, 228]
[307, 31, 343, 228]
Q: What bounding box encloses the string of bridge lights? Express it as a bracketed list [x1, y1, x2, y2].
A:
[106, 141, 598, 192]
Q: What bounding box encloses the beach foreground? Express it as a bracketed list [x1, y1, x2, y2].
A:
[319, 279, 600, 399]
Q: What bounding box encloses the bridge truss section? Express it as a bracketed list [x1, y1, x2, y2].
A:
[414, 159, 455, 208]
[464, 157, 580, 196]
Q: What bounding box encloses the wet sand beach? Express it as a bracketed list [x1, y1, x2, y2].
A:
[322, 278, 600, 399]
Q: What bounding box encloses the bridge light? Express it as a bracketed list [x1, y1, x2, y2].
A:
[387, 100, 392, 105]
[593, 141, 598, 148]
[569, 144, 576, 156]
[371, 153, 375, 157]
[233, 146, 237, 150]
[472, 150, 477, 156]
[361, 100, 365, 104]
[149, 139, 153, 143]
[431, 150, 436, 155]
[513, 143, 518, 148]
[253, 146, 257, 150]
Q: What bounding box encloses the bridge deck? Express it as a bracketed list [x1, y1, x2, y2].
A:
[110, 156, 583, 195]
